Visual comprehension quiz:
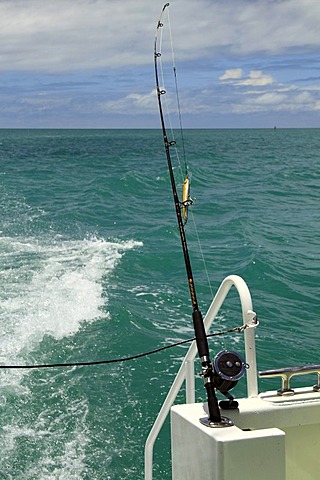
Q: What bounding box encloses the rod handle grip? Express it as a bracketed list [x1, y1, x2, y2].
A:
[192, 310, 209, 359]
[206, 383, 222, 423]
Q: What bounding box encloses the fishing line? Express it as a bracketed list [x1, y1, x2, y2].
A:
[167, 8, 188, 177]
[189, 208, 215, 297]
[157, 5, 215, 306]
[0, 326, 246, 370]
[158, 7, 186, 186]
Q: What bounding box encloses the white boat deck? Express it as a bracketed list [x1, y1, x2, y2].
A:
[171, 387, 320, 480]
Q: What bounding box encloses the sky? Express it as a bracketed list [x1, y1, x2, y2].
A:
[0, 0, 320, 128]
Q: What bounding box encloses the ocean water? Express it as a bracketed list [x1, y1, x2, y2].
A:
[0, 128, 319, 479]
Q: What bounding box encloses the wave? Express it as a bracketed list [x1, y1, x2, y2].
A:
[0, 235, 142, 365]
[0, 233, 142, 479]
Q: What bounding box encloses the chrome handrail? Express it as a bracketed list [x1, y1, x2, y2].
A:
[259, 364, 320, 395]
[144, 275, 258, 480]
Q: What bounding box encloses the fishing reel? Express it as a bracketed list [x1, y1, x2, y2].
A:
[211, 350, 248, 410]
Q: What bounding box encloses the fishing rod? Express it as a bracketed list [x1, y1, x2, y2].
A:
[154, 3, 223, 425]
[154, 4, 247, 427]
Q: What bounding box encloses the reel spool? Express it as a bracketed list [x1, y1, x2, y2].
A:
[212, 350, 247, 410]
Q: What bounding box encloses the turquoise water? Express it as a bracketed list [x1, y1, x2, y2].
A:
[0, 128, 319, 479]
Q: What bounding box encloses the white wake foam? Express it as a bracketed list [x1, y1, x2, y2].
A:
[0, 235, 142, 367]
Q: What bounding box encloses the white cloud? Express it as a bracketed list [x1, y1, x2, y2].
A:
[219, 69, 243, 81]
[102, 90, 157, 115]
[170, 0, 320, 61]
[1, 0, 320, 73]
[251, 92, 287, 106]
[220, 69, 274, 87]
[231, 88, 320, 114]
[0, 0, 160, 72]
[293, 91, 313, 104]
[238, 70, 274, 86]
